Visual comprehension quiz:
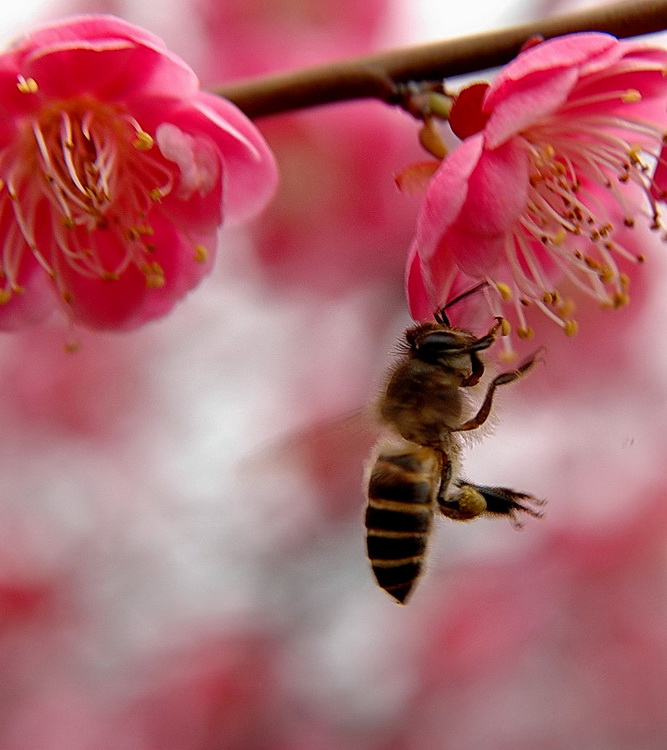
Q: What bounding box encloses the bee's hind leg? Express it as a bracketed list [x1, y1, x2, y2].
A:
[437, 483, 487, 521]
[438, 482, 545, 526]
[466, 483, 545, 527]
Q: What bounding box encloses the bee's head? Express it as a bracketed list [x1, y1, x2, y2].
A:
[405, 321, 497, 385]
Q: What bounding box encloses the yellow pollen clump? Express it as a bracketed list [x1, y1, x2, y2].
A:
[500, 318, 511, 337]
[613, 291, 630, 308]
[598, 265, 614, 284]
[563, 320, 578, 337]
[628, 146, 643, 165]
[541, 144, 555, 161]
[133, 131, 154, 151]
[557, 299, 576, 319]
[495, 282, 512, 300]
[16, 75, 38, 94]
[194, 245, 209, 263]
[517, 326, 534, 339]
[552, 229, 566, 245]
[143, 261, 165, 288]
[622, 89, 641, 103]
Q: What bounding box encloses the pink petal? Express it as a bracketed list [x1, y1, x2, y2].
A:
[488, 32, 616, 95]
[449, 139, 529, 276]
[406, 246, 435, 321]
[21, 41, 197, 103]
[412, 134, 484, 263]
[49, 220, 215, 330]
[484, 67, 578, 148]
[164, 92, 278, 224]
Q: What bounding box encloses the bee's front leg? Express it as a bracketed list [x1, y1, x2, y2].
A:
[454, 349, 543, 433]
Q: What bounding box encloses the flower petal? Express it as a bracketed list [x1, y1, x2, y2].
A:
[411, 134, 484, 263]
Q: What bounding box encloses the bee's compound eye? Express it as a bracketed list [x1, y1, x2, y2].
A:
[418, 331, 464, 352]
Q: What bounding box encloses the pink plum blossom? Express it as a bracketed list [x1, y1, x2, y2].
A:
[407, 33, 667, 345]
[0, 15, 277, 330]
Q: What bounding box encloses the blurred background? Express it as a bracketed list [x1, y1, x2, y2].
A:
[2, 0, 667, 747]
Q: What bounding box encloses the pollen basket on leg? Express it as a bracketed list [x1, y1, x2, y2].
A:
[5, 100, 177, 294]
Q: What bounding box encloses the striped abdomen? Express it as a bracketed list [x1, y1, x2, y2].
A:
[365, 443, 442, 604]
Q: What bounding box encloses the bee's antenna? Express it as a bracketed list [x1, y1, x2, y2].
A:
[434, 281, 489, 325]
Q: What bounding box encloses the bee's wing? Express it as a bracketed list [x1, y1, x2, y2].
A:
[236, 408, 380, 520]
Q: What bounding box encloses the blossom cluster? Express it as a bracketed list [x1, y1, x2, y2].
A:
[407, 33, 667, 350]
[0, 15, 277, 331]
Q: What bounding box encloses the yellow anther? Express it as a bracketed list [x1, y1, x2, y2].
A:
[495, 282, 512, 301]
[628, 146, 642, 164]
[61, 217, 76, 228]
[557, 298, 576, 318]
[64, 340, 81, 353]
[612, 291, 630, 308]
[552, 229, 566, 245]
[194, 245, 208, 263]
[0, 289, 11, 305]
[622, 89, 641, 103]
[133, 130, 154, 151]
[500, 318, 511, 337]
[61, 290, 73, 303]
[541, 144, 555, 161]
[16, 75, 38, 94]
[598, 265, 614, 284]
[101, 271, 120, 281]
[619, 273, 630, 290]
[517, 326, 534, 339]
[563, 320, 578, 337]
[149, 188, 163, 202]
[144, 261, 165, 288]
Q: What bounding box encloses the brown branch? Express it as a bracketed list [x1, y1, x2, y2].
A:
[215, 0, 667, 119]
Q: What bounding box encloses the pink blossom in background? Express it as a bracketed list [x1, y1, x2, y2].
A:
[408, 32, 667, 350]
[248, 105, 424, 298]
[195, 0, 421, 301]
[196, 0, 390, 83]
[0, 14, 277, 330]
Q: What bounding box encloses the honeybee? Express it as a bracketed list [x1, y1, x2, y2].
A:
[365, 306, 544, 604]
